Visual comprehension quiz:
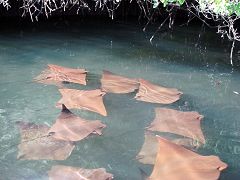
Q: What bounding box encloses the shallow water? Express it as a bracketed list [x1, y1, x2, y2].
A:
[0, 19, 240, 180]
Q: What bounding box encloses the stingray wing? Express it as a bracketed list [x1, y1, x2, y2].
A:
[16, 121, 75, 160]
[57, 89, 107, 116]
[101, 70, 139, 93]
[135, 79, 182, 104]
[147, 108, 205, 144]
[136, 132, 200, 165]
[48, 105, 106, 141]
[149, 137, 227, 180]
[48, 165, 113, 180]
[34, 64, 87, 86]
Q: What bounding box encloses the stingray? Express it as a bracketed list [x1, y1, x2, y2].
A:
[135, 79, 182, 104]
[100, 70, 139, 93]
[48, 165, 113, 180]
[136, 132, 199, 165]
[48, 104, 106, 142]
[148, 137, 227, 180]
[34, 64, 87, 86]
[16, 121, 75, 160]
[56, 88, 107, 116]
[147, 108, 205, 144]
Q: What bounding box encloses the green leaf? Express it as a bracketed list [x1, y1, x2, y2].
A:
[159, 0, 185, 7]
[177, 0, 185, 5]
[153, 0, 159, 8]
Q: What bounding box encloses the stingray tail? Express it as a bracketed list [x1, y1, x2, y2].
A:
[139, 168, 148, 180]
[61, 104, 71, 113]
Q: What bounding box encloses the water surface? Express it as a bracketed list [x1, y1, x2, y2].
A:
[0, 20, 240, 180]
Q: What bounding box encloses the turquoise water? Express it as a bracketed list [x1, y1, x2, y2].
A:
[0, 20, 240, 179]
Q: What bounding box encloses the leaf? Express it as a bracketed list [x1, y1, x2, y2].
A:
[153, 0, 159, 8]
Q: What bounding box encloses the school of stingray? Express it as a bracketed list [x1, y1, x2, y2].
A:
[15, 64, 228, 180]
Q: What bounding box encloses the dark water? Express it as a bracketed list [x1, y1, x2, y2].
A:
[0, 19, 240, 180]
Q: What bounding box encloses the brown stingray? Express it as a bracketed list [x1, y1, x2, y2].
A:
[148, 137, 227, 180]
[34, 64, 87, 86]
[56, 89, 107, 116]
[48, 165, 113, 180]
[101, 70, 139, 93]
[16, 121, 75, 160]
[136, 132, 199, 165]
[135, 79, 182, 104]
[48, 105, 106, 142]
[147, 108, 205, 144]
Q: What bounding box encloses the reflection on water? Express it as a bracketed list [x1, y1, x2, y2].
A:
[0, 20, 240, 179]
